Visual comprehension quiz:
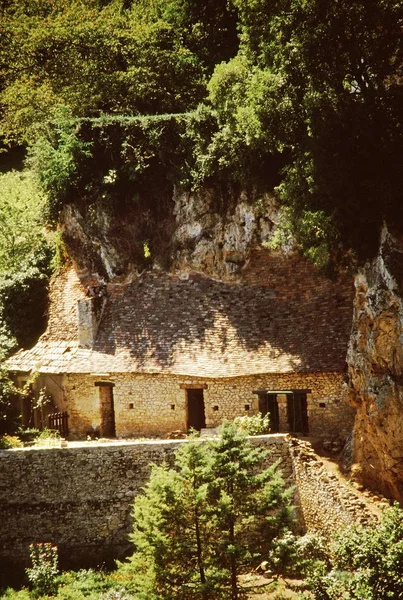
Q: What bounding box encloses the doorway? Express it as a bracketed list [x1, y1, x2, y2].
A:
[96, 382, 116, 438]
[186, 388, 206, 431]
[287, 393, 308, 434]
[258, 392, 279, 432]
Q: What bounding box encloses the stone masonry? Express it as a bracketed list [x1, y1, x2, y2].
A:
[7, 248, 355, 441]
[0, 435, 378, 586]
[59, 371, 353, 439]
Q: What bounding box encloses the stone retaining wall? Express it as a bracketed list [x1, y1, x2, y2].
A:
[0, 435, 377, 585]
[0, 435, 292, 583]
[289, 438, 377, 535]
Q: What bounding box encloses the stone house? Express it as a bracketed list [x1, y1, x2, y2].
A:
[6, 250, 355, 439]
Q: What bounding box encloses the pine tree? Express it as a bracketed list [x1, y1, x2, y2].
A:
[122, 424, 294, 599]
[123, 439, 213, 599]
[207, 422, 294, 600]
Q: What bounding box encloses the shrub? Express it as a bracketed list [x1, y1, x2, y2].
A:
[0, 434, 24, 449]
[56, 569, 119, 599]
[233, 412, 270, 435]
[26, 542, 59, 597]
[16, 427, 42, 444]
[268, 531, 329, 578]
[34, 429, 61, 447]
[310, 504, 403, 599]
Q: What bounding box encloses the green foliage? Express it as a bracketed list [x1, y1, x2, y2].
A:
[122, 440, 214, 599]
[0, 170, 47, 271]
[26, 542, 59, 598]
[15, 427, 41, 444]
[268, 531, 329, 578]
[0, 363, 20, 434]
[27, 110, 92, 223]
[0, 169, 55, 354]
[232, 413, 270, 436]
[0, 588, 31, 600]
[56, 568, 122, 600]
[311, 504, 403, 600]
[122, 423, 294, 599]
[184, 58, 286, 194]
[0, 0, 238, 145]
[130, 0, 239, 75]
[0, 434, 24, 449]
[0, 263, 52, 350]
[207, 423, 294, 598]
[210, 0, 403, 266]
[33, 428, 61, 447]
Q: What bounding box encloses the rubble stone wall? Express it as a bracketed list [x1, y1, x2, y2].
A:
[0, 435, 378, 585]
[0, 435, 292, 580]
[289, 438, 377, 535]
[59, 371, 353, 440]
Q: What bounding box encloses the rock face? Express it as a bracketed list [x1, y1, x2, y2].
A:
[61, 187, 278, 281]
[171, 188, 277, 279]
[347, 226, 403, 502]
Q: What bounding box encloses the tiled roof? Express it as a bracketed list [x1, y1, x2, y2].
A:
[6, 251, 354, 377]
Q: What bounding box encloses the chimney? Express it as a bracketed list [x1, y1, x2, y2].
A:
[77, 295, 106, 348]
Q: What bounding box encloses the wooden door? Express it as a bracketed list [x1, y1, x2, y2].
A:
[99, 385, 116, 438]
[187, 389, 206, 431]
[258, 392, 279, 432]
[287, 393, 308, 434]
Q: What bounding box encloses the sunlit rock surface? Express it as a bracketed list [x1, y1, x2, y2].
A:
[347, 226, 403, 502]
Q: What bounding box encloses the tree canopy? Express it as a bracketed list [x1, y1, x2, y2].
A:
[207, 0, 403, 266]
[0, 0, 401, 273]
[0, 0, 238, 144]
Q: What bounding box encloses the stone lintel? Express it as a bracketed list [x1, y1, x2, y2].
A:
[252, 389, 312, 395]
[179, 383, 208, 389]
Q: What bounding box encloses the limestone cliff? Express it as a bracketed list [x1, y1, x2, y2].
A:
[61, 187, 278, 281]
[347, 226, 403, 502]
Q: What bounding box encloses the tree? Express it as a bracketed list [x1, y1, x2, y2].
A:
[0, 170, 48, 271]
[206, 0, 403, 267]
[123, 440, 213, 600]
[131, 0, 239, 74]
[0, 0, 207, 145]
[122, 423, 294, 599]
[0, 169, 54, 352]
[207, 423, 294, 599]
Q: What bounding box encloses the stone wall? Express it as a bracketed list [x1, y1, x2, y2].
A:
[53, 371, 353, 439]
[0, 434, 379, 586]
[0, 435, 292, 583]
[289, 438, 377, 535]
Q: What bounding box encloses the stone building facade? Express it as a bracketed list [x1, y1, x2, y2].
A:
[7, 249, 355, 439]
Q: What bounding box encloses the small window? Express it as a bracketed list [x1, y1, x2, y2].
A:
[319, 402, 326, 408]
[129, 403, 134, 410]
[170, 404, 175, 410]
[244, 404, 250, 411]
[213, 405, 219, 412]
